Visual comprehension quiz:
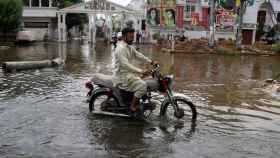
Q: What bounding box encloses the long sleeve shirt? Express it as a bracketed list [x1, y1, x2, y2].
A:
[112, 41, 151, 86]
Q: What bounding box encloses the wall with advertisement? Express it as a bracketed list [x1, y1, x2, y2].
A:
[184, 0, 209, 30]
[146, 0, 183, 29]
[215, 8, 236, 32]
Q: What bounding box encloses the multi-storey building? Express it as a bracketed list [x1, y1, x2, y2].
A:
[22, 0, 58, 41]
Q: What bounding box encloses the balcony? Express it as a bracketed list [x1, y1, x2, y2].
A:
[22, 0, 58, 18]
[23, 7, 58, 18]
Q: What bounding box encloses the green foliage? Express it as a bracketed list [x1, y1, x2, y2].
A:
[272, 44, 280, 54]
[0, 0, 23, 33]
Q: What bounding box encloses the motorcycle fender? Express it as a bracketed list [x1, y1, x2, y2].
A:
[160, 93, 192, 115]
[90, 88, 120, 103]
[90, 88, 111, 100]
[172, 93, 193, 102]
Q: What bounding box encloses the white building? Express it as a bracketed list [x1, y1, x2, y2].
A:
[22, 0, 58, 41]
[242, 0, 280, 44]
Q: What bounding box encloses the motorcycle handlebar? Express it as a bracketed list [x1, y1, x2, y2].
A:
[153, 63, 160, 69]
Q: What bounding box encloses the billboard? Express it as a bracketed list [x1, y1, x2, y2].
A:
[216, 8, 236, 31]
[147, 8, 160, 26]
[146, 0, 182, 29]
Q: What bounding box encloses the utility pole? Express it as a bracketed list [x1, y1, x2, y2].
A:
[209, 0, 216, 48]
[236, 0, 245, 49]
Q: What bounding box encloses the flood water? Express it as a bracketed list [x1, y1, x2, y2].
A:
[1, 41, 280, 158]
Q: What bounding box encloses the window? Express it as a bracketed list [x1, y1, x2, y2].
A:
[23, 0, 29, 6]
[185, 4, 196, 18]
[32, 0, 39, 7]
[41, 0, 49, 7]
[24, 22, 48, 28]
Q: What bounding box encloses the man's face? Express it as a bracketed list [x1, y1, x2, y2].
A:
[125, 32, 134, 45]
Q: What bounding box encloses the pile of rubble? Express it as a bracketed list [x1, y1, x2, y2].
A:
[160, 38, 278, 55]
[161, 38, 215, 53]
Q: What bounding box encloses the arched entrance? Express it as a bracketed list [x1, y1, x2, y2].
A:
[57, 0, 144, 44]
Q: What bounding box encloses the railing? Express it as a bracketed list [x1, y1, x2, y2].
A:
[23, 7, 58, 18]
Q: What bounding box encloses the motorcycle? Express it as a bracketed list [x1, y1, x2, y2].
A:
[85, 64, 197, 120]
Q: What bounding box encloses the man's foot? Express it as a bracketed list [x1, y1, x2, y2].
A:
[128, 109, 144, 120]
[130, 106, 138, 112]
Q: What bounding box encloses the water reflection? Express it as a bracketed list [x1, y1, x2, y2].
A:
[86, 115, 197, 158]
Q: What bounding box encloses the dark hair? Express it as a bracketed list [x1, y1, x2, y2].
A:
[122, 27, 135, 37]
[147, 8, 160, 26]
[165, 9, 175, 25]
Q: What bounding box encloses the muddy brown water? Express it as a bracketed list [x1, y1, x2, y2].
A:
[1, 41, 280, 158]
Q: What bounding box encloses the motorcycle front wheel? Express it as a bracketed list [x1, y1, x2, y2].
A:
[89, 91, 119, 113]
[160, 98, 197, 121]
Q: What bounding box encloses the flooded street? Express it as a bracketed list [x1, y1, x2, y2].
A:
[1, 41, 280, 158]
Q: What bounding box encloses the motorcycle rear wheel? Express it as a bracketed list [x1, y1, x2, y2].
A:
[89, 92, 119, 113]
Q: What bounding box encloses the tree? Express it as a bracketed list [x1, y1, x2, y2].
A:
[0, 0, 23, 33]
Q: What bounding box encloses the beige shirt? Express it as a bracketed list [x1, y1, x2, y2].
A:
[112, 41, 151, 86]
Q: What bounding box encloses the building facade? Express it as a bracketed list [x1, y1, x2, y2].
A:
[22, 0, 58, 41]
[242, 0, 280, 44]
[141, 0, 280, 44]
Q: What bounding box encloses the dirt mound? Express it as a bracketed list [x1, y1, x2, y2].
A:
[168, 38, 214, 53]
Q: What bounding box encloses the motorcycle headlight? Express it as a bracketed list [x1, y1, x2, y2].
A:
[168, 75, 174, 86]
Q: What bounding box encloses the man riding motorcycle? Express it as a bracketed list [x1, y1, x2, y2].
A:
[112, 27, 157, 114]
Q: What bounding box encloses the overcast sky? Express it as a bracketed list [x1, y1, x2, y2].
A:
[108, 0, 132, 6]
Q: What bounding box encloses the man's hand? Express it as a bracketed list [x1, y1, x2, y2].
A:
[151, 60, 159, 67]
[141, 69, 151, 78]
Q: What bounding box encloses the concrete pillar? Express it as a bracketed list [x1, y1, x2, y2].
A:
[121, 12, 126, 30]
[106, 14, 112, 43]
[108, 14, 112, 43]
[58, 13, 67, 42]
[58, 13, 61, 41]
[49, 0, 52, 7]
[58, 43, 67, 65]
[62, 13, 67, 42]
[88, 14, 96, 44]
[29, 0, 32, 7]
[252, 28, 256, 45]
[39, 0, 41, 7]
[133, 17, 137, 42]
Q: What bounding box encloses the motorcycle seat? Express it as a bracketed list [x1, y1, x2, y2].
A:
[90, 73, 114, 89]
[90, 74, 159, 92]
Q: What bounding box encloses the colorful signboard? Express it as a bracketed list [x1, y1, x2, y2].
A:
[146, 0, 182, 28]
[219, 0, 255, 10]
[216, 8, 236, 31]
[147, 8, 160, 26]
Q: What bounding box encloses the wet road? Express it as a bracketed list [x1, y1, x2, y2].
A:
[1, 41, 280, 158]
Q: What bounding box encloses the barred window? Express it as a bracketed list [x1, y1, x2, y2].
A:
[41, 0, 49, 7]
[32, 0, 39, 7]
